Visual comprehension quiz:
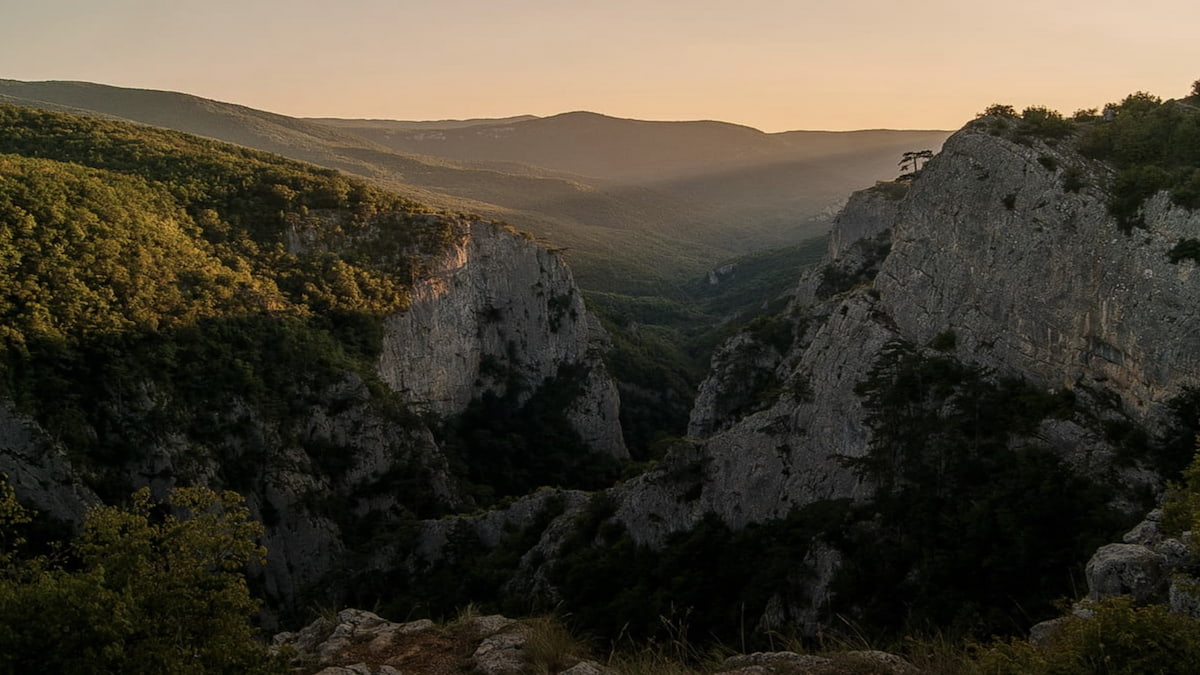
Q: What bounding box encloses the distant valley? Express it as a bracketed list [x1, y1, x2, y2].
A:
[0, 79, 949, 296]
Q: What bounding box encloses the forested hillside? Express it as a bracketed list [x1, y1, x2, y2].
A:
[0, 79, 950, 296]
[0, 104, 465, 496]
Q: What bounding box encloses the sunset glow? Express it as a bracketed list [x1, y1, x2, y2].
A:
[5, 0, 1199, 131]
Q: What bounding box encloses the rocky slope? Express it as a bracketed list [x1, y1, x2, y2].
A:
[877, 129, 1200, 425]
[274, 608, 919, 675]
[621, 115, 1200, 531]
[377, 221, 625, 459]
[406, 114, 1200, 640]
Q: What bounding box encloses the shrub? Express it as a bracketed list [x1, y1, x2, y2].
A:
[970, 597, 1200, 674]
[1167, 238, 1200, 264]
[1109, 164, 1173, 232]
[1019, 106, 1073, 139]
[1061, 166, 1087, 193]
[0, 482, 286, 673]
[929, 329, 957, 352]
[980, 104, 1017, 118]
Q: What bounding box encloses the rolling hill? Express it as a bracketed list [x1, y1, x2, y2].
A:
[0, 79, 950, 294]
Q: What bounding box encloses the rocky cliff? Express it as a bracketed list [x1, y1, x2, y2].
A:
[377, 221, 626, 459]
[418, 116, 1200, 640]
[876, 127, 1200, 426]
[619, 117, 1197, 540]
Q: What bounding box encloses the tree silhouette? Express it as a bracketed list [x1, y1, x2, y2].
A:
[898, 149, 934, 179]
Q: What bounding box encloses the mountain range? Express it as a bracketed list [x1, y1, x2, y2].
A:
[0, 78, 950, 295]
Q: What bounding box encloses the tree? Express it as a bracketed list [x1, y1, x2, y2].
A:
[1191, 79, 1200, 98]
[980, 103, 1017, 118]
[898, 149, 934, 179]
[0, 481, 287, 674]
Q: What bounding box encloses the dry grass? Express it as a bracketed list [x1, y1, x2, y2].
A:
[606, 649, 705, 675]
[524, 616, 593, 674]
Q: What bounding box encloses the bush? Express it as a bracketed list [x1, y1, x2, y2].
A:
[971, 597, 1200, 674]
[836, 342, 1122, 638]
[928, 329, 957, 352]
[1167, 238, 1200, 264]
[0, 482, 286, 673]
[980, 104, 1017, 118]
[1019, 106, 1073, 139]
[1075, 89, 1200, 228]
[1061, 166, 1087, 193]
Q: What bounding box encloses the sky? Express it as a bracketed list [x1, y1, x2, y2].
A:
[4, 0, 1199, 132]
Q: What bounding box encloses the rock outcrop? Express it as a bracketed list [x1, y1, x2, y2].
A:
[275, 609, 616, 675]
[482, 118, 1200, 636]
[877, 128, 1200, 426]
[274, 609, 917, 675]
[378, 222, 627, 459]
[621, 119, 1200, 545]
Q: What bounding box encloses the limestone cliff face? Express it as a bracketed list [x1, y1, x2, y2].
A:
[876, 125, 1200, 425]
[616, 292, 889, 546]
[587, 121, 1198, 552]
[827, 186, 902, 260]
[273, 120, 1200, 638]
[378, 221, 627, 459]
[0, 401, 97, 522]
[618, 187, 906, 546]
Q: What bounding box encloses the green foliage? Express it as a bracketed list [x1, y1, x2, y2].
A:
[814, 234, 892, 301]
[980, 104, 1018, 118]
[1018, 106, 1073, 140]
[971, 597, 1200, 675]
[836, 341, 1123, 637]
[1168, 238, 1200, 264]
[1161, 423, 1200, 537]
[438, 364, 622, 504]
[1076, 91, 1200, 229]
[351, 495, 568, 621]
[587, 238, 827, 458]
[0, 484, 286, 674]
[0, 103, 459, 507]
[1037, 154, 1059, 171]
[0, 475, 30, 570]
[549, 500, 853, 650]
[1108, 164, 1174, 232]
[745, 313, 795, 354]
[928, 329, 957, 352]
[1061, 165, 1088, 193]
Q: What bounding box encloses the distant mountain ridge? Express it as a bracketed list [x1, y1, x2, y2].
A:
[315, 109, 951, 183]
[0, 78, 951, 295]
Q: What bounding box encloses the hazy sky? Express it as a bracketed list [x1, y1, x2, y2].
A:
[4, 1, 1198, 131]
